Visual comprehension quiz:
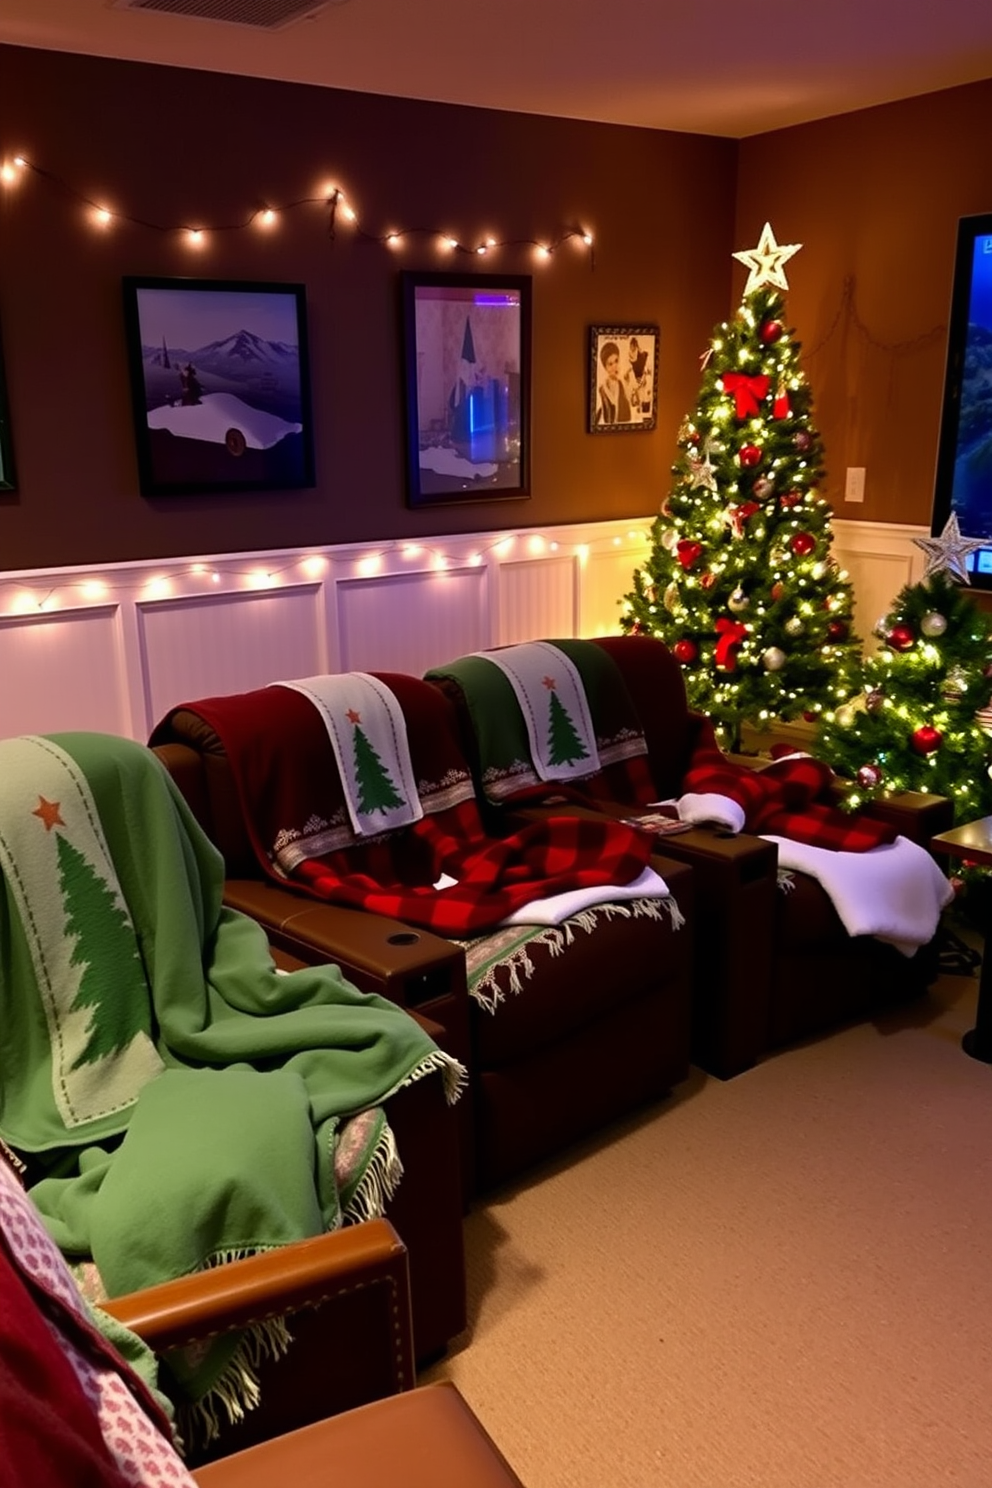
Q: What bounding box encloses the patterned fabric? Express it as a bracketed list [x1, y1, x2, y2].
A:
[152, 674, 655, 937]
[427, 640, 651, 804]
[0, 731, 463, 1427]
[0, 1157, 194, 1487]
[681, 726, 898, 851]
[463, 642, 601, 782]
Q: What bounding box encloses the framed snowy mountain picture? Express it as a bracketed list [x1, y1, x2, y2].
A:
[400, 270, 531, 507]
[122, 277, 315, 495]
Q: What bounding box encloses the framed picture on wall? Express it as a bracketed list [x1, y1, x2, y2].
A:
[122, 276, 315, 496]
[400, 271, 531, 507]
[0, 315, 16, 492]
[588, 324, 659, 433]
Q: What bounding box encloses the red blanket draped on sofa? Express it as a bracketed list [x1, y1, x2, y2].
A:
[153, 674, 655, 936]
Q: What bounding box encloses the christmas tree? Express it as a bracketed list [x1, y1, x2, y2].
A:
[351, 719, 405, 814]
[620, 222, 861, 751]
[815, 523, 992, 823]
[59, 833, 150, 1067]
[546, 685, 590, 767]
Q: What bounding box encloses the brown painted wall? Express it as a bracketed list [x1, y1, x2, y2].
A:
[737, 79, 992, 528]
[0, 45, 737, 571]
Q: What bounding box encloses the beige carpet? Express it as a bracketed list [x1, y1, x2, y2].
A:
[421, 944, 992, 1487]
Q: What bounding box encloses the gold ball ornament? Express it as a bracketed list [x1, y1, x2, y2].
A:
[762, 646, 786, 671]
[728, 587, 750, 612]
[663, 582, 680, 613]
[784, 616, 803, 637]
[835, 703, 857, 728]
[920, 611, 948, 637]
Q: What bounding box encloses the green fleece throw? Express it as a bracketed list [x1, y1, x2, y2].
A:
[427, 638, 649, 802]
[0, 732, 463, 1435]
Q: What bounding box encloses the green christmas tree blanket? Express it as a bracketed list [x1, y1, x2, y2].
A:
[0, 732, 463, 1431]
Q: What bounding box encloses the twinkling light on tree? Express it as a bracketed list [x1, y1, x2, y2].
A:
[620, 223, 861, 751]
[815, 569, 992, 822]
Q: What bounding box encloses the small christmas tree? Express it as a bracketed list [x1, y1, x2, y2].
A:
[620, 222, 861, 751]
[815, 533, 992, 822]
[351, 719, 405, 814]
[59, 833, 150, 1067]
[546, 684, 590, 767]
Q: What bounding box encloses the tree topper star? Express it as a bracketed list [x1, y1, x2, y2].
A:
[912, 512, 986, 585]
[732, 221, 802, 296]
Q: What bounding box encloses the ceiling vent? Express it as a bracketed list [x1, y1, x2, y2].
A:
[109, 0, 339, 30]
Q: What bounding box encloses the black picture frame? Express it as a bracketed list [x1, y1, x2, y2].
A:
[122, 276, 315, 496]
[588, 324, 659, 433]
[400, 270, 531, 507]
[0, 313, 16, 492]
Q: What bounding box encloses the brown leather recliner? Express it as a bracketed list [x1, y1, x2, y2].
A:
[427, 634, 954, 1081]
[149, 673, 696, 1196]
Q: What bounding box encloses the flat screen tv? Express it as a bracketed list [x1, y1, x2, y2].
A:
[932, 211, 992, 589]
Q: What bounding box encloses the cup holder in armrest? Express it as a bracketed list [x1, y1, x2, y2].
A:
[387, 932, 421, 946]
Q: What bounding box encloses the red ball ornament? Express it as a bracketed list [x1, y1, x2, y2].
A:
[827, 619, 849, 641]
[739, 445, 762, 468]
[673, 639, 698, 664]
[794, 430, 811, 451]
[790, 532, 816, 557]
[802, 710, 818, 723]
[676, 539, 704, 570]
[779, 490, 803, 508]
[887, 624, 915, 653]
[857, 763, 883, 789]
[911, 725, 943, 755]
[771, 582, 786, 601]
[700, 572, 717, 590]
[759, 319, 783, 345]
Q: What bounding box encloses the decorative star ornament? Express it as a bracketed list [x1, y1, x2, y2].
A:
[732, 221, 802, 296]
[686, 449, 718, 492]
[912, 512, 986, 584]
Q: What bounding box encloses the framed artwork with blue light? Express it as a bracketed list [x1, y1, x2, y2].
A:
[122, 276, 315, 496]
[400, 271, 531, 507]
[589, 324, 658, 433]
[0, 315, 16, 491]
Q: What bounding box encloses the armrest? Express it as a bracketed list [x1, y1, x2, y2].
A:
[103, 1220, 417, 1465]
[854, 789, 954, 847]
[102, 1219, 413, 1372]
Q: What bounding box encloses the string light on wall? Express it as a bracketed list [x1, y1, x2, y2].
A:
[0, 528, 650, 617]
[0, 154, 595, 266]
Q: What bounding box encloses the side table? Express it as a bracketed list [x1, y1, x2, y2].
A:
[931, 816, 992, 1063]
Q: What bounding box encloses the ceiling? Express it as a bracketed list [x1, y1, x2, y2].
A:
[3, 0, 992, 138]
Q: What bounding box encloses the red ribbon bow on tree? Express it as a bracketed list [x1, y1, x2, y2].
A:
[723, 373, 770, 419]
[714, 617, 749, 671]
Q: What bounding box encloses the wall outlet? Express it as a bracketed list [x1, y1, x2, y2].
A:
[844, 467, 866, 503]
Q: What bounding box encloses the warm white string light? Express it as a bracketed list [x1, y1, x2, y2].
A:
[0, 529, 649, 616]
[1, 154, 595, 265]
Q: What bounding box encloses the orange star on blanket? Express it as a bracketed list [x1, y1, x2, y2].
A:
[346, 708, 362, 724]
[32, 796, 64, 831]
[542, 675, 557, 690]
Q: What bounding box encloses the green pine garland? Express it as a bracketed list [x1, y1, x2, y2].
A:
[620, 286, 862, 751]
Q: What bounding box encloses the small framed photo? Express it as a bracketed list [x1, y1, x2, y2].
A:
[0, 315, 16, 492]
[400, 270, 531, 507]
[588, 324, 659, 433]
[122, 276, 315, 495]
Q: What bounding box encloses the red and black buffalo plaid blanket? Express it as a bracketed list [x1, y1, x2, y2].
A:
[152, 673, 655, 936]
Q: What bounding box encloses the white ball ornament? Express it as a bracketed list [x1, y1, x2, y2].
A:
[784, 617, 803, 637]
[661, 528, 679, 551]
[762, 646, 786, 671]
[920, 611, 948, 637]
[728, 587, 750, 612]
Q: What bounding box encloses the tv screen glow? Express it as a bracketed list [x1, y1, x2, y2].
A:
[932, 212, 992, 589]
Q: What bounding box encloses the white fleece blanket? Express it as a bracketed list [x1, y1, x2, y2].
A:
[274, 673, 423, 837]
[762, 833, 954, 956]
[498, 865, 672, 926]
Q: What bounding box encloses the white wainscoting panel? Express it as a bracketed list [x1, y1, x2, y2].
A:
[0, 516, 919, 745]
[496, 556, 577, 644]
[136, 585, 326, 737]
[832, 519, 928, 651]
[0, 607, 131, 739]
[334, 567, 489, 675]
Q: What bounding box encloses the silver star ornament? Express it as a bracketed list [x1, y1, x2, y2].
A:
[912, 512, 986, 585]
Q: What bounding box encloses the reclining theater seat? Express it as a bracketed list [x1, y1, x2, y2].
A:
[0, 730, 466, 1376]
[149, 670, 696, 1194]
[426, 634, 954, 1082]
[1, 1154, 528, 1486]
